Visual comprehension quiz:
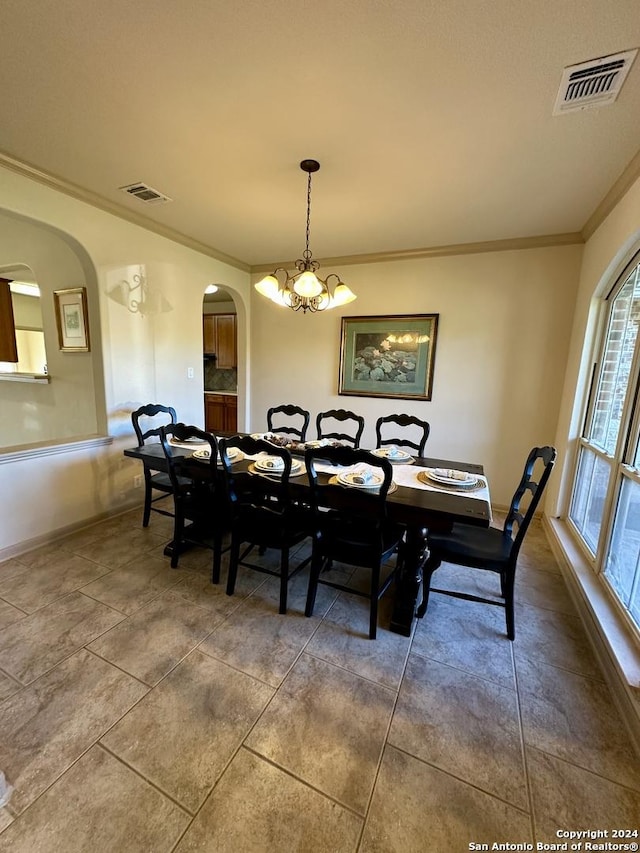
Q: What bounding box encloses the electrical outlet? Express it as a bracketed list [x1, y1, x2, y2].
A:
[187, 367, 194, 379]
[133, 474, 143, 488]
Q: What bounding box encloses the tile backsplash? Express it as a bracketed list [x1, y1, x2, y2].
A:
[204, 363, 237, 392]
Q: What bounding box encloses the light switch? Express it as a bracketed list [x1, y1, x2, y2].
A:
[187, 367, 194, 379]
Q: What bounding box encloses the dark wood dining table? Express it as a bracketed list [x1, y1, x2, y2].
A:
[124, 440, 491, 637]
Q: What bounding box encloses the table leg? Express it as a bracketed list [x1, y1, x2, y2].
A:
[389, 525, 428, 636]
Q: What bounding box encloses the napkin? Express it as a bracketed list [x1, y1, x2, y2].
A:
[260, 455, 284, 470]
[352, 465, 375, 485]
[386, 445, 403, 458]
[434, 468, 470, 480]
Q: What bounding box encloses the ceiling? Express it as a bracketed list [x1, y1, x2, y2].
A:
[1, 0, 639, 270]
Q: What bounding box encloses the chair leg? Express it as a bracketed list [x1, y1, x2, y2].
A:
[212, 529, 222, 585]
[369, 563, 380, 640]
[503, 573, 515, 640]
[170, 506, 184, 569]
[279, 548, 289, 615]
[142, 480, 152, 527]
[226, 534, 240, 596]
[416, 554, 441, 618]
[305, 550, 323, 618]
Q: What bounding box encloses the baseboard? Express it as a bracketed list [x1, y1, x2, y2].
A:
[0, 502, 140, 564]
[544, 516, 640, 758]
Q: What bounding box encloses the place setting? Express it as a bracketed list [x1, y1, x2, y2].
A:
[371, 445, 414, 464]
[248, 453, 306, 478]
[329, 464, 397, 494]
[417, 467, 486, 492]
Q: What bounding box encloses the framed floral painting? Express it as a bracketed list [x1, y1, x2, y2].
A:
[338, 314, 438, 400]
[54, 287, 90, 352]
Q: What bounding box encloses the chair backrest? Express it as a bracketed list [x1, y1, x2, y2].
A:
[132, 403, 177, 446]
[304, 445, 393, 555]
[266, 404, 311, 442]
[504, 445, 557, 562]
[159, 423, 218, 493]
[375, 414, 430, 457]
[219, 435, 298, 532]
[316, 409, 365, 448]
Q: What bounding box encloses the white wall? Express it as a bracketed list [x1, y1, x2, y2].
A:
[0, 164, 251, 555]
[251, 245, 583, 506]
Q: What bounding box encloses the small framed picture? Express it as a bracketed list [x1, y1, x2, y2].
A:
[54, 287, 90, 352]
[339, 314, 439, 400]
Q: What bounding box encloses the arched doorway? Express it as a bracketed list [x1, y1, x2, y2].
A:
[202, 284, 238, 433]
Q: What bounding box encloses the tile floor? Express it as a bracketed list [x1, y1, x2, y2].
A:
[0, 505, 638, 852]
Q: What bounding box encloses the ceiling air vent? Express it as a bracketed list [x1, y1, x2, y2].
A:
[119, 182, 172, 204]
[553, 48, 638, 115]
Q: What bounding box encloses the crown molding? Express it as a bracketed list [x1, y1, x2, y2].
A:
[582, 146, 640, 241]
[0, 151, 250, 273]
[250, 232, 584, 274]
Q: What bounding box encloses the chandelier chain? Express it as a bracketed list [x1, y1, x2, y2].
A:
[304, 170, 312, 262]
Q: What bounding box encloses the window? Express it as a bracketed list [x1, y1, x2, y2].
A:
[569, 254, 640, 635]
[0, 278, 48, 375]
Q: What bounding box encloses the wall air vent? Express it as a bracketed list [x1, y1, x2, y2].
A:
[119, 182, 172, 204]
[553, 48, 638, 115]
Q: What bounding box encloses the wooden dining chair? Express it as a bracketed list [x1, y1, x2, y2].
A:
[159, 424, 228, 584]
[266, 404, 311, 442]
[417, 445, 557, 640]
[316, 408, 365, 448]
[375, 413, 430, 457]
[131, 403, 179, 527]
[219, 435, 312, 614]
[304, 445, 405, 639]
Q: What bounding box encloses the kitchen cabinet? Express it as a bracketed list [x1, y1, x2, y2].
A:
[205, 394, 237, 433]
[203, 313, 236, 368]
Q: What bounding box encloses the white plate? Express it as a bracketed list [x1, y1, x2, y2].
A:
[254, 457, 302, 473]
[337, 470, 383, 489]
[169, 436, 208, 448]
[192, 448, 212, 460]
[424, 468, 476, 485]
[372, 447, 413, 462]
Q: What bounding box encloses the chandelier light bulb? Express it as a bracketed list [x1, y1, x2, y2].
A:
[331, 283, 357, 307]
[293, 270, 323, 298]
[254, 274, 280, 300]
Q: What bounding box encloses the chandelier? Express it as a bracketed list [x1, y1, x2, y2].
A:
[254, 160, 356, 313]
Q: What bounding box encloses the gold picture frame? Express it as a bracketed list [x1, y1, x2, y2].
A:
[339, 314, 439, 400]
[54, 287, 90, 352]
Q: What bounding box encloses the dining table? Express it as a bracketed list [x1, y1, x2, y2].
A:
[124, 436, 492, 637]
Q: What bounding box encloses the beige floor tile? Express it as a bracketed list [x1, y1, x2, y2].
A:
[199, 593, 321, 687]
[0, 553, 110, 613]
[0, 745, 189, 853]
[0, 599, 26, 631]
[72, 527, 168, 570]
[0, 670, 21, 702]
[175, 747, 362, 853]
[0, 649, 148, 815]
[81, 552, 188, 614]
[0, 559, 33, 582]
[390, 655, 527, 809]
[527, 747, 640, 843]
[412, 593, 516, 688]
[360, 745, 532, 853]
[9, 543, 74, 570]
[88, 591, 216, 685]
[0, 812, 11, 834]
[246, 653, 395, 814]
[515, 568, 577, 615]
[170, 563, 263, 615]
[516, 654, 640, 791]
[102, 650, 274, 812]
[0, 591, 124, 684]
[514, 602, 602, 679]
[305, 592, 411, 689]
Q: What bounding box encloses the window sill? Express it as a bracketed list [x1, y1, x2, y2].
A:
[545, 516, 640, 748]
[0, 372, 49, 384]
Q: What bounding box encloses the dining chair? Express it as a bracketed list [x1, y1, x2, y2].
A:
[304, 445, 405, 639]
[375, 413, 430, 457]
[266, 404, 311, 442]
[131, 403, 179, 527]
[417, 445, 557, 640]
[219, 434, 312, 614]
[316, 408, 365, 448]
[159, 424, 228, 584]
